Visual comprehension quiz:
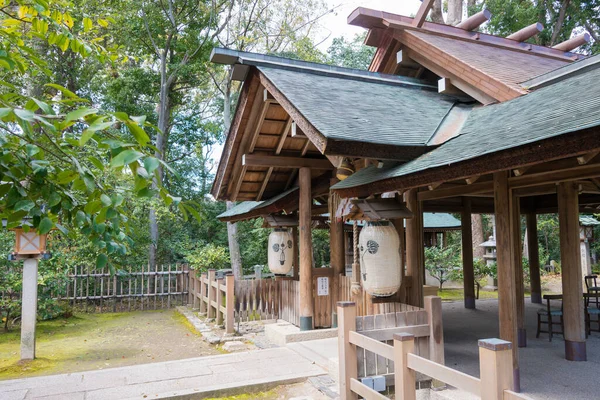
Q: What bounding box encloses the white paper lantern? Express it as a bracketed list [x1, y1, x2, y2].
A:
[359, 221, 401, 297]
[268, 228, 294, 275]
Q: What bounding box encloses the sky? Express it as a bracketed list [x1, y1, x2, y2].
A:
[316, 0, 423, 49]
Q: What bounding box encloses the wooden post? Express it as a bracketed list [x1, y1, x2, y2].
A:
[299, 167, 314, 330]
[391, 217, 406, 303]
[424, 296, 444, 364]
[207, 269, 216, 319]
[393, 333, 416, 400]
[492, 171, 520, 391]
[20, 258, 38, 360]
[478, 339, 514, 400]
[462, 197, 476, 309]
[558, 181, 586, 361]
[216, 277, 224, 326]
[225, 274, 234, 334]
[511, 194, 526, 348]
[337, 301, 357, 400]
[526, 213, 542, 304]
[292, 226, 299, 280]
[405, 189, 424, 307]
[199, 272, 207, 315]
[330, 189, 345, 328]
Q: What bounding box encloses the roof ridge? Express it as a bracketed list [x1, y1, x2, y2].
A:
[522, 53, 600, 89]
[210, 47, 437, 90]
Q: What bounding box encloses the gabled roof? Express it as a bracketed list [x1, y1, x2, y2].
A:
[217, 188, 299, 222]
[257, 64, 459, 147]
[423, 213, 461, 230]
[332, 61, 600, 196]
[580, 215, 600, 227]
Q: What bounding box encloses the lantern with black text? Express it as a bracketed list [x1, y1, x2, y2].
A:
[268, 228, 294, 275]
[359, 221, 401, 297]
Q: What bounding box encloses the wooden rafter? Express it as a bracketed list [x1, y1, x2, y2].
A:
[412, 0, 434, 28]
[242, 154, 333, 170]
[577, 150, 600, 165]
[256, 117, 293, 200]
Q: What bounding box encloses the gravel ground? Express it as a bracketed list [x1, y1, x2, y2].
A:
[442, 298, 600, 400]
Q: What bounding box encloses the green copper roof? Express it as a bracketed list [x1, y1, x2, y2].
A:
[423, 213, 460, 229]
[333, 61, 600, 191]
[257, 65, 460, 147]
[580, 215, 600, 226]
[217, 188, 298, 220]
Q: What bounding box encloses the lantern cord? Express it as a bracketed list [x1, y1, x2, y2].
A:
[351, 220, 361, 295]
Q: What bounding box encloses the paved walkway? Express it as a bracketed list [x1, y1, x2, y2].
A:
[0, 347, 326, 400]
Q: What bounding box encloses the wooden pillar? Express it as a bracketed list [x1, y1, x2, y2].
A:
[337, 301, 358, 400]
[392, 217, 406, 303]
[225, 274, 235, 334]
[526, 213, 542, 304]
[394, 333, 417, 400]
[462, 197, 476, 309]
[557, 182, 586, 361]
[207, 269, 216, 319]
[479, 339, 514, 400]
[20, 258, 38, 360]
[292, 226, 299, 280]
[299, 167, 314, 330]
[511, 194, 526, 348]
[492, 171, 520, 391]
[330, 189, 345, 328]
[405, 189, 424, 308]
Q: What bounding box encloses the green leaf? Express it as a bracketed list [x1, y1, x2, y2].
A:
[83, 17, 92, 32]
[48, 192, 61, 207]
[96, 253, 108, 269]
[110, 149, 143, 168]
[125, 121, 149, 146]
[100, 194, 111, 206]
[14, 108, 35, 121]
[38, 217, 53, 234]
[45, 83, 81, 99]
[14, 199, 34, 212]
[79, 129, 95, 146]
[75, 210, 86, 226]
[31, 98, 52, 114]
[66, 107, 97, 123]
[144, 157, 160, 174]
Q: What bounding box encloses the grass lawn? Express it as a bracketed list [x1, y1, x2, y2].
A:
[0, 309, 218, 380]
[436, 288, 499, 301]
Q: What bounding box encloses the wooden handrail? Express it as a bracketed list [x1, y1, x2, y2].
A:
[349, 331, 394, 360]
[350, 378, 388, 400]
[360, 324, 430, 341]
[407, 353, 481, 396]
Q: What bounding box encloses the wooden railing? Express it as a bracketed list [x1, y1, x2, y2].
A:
[188, 269, 234, 333]
[338, 301, 533, 400]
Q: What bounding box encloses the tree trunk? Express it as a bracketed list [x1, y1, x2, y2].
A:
[471, 214, 485, 259]
[467, 0, 477, 16]
[447, 0, 463, 26]
[430, 0, 445, 24]
[550, 0, 571, 45]
[223, 69, 243, 280]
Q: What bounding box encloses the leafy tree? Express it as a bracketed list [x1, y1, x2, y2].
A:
[425, 244, 461, 290]
[327, 33, 375, 70]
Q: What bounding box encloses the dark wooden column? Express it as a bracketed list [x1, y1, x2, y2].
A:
[493, 171, 520, 391]
[526, 213, 542, 304]
[462, 198, 476, 309]
[511, 193, 526, 348]
[329, 188, 345, 328]
[558, 181, 586, 361]
[405, 189, 424, 308]
[292, 226, 299, 280]
[299, 167, 314, 330]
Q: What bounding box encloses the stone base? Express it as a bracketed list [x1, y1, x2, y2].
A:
[265, 320, 338, 347]
[517, 328, 527, 348]
[565, 340, 587, 361]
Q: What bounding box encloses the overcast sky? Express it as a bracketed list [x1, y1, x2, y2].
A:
[316, 0, 423, 49]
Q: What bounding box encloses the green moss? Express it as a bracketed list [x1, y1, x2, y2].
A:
[172, 310, 201, 336]
[436, 288, 499, 301]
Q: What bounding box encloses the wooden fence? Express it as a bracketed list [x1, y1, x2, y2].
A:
[279, 279, 300, 326]
[188, 269, 234, 333]
[64, 264, 189, 312]
[338, 299, 532, 400]
[234, 277, 279, 322]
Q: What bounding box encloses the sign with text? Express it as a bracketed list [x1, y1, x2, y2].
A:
[317, 277, 329, 296]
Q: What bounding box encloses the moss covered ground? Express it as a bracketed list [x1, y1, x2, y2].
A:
[0, 309, 218, 380]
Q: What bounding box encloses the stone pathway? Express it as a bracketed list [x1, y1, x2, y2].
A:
[0, 347, 326, 400]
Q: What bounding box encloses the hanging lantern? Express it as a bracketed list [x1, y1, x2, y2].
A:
[268, 228, 294, 275]
[336, 158, 354, 181]
[359, 221, 401, 297]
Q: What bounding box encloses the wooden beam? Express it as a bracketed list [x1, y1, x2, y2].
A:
[242, 154, 333, 170]
[396, 49, 420, 68]
[493, 171, 520, 391]
[418, 181, 493, 201]
[506, 23, 543, 42]
[438, 78, 465, 96]
[553, 33, 591, 52]
[412, 0, 435, 28]
[558, 181, 586, 361]
[299, 167, 314, 330]
[510, 162, 600, 189]
[256, 118, 293, 200]
[456, 9, 491, 31]
[428, 182, 442, 191]
[577, 150, 600, 165]
[329, 187, 345, 327]
[462, 197, 475, 309]
[511, 192, 526, 349]
[405, 189, 424, 307]
[465, 175, 481, 185]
